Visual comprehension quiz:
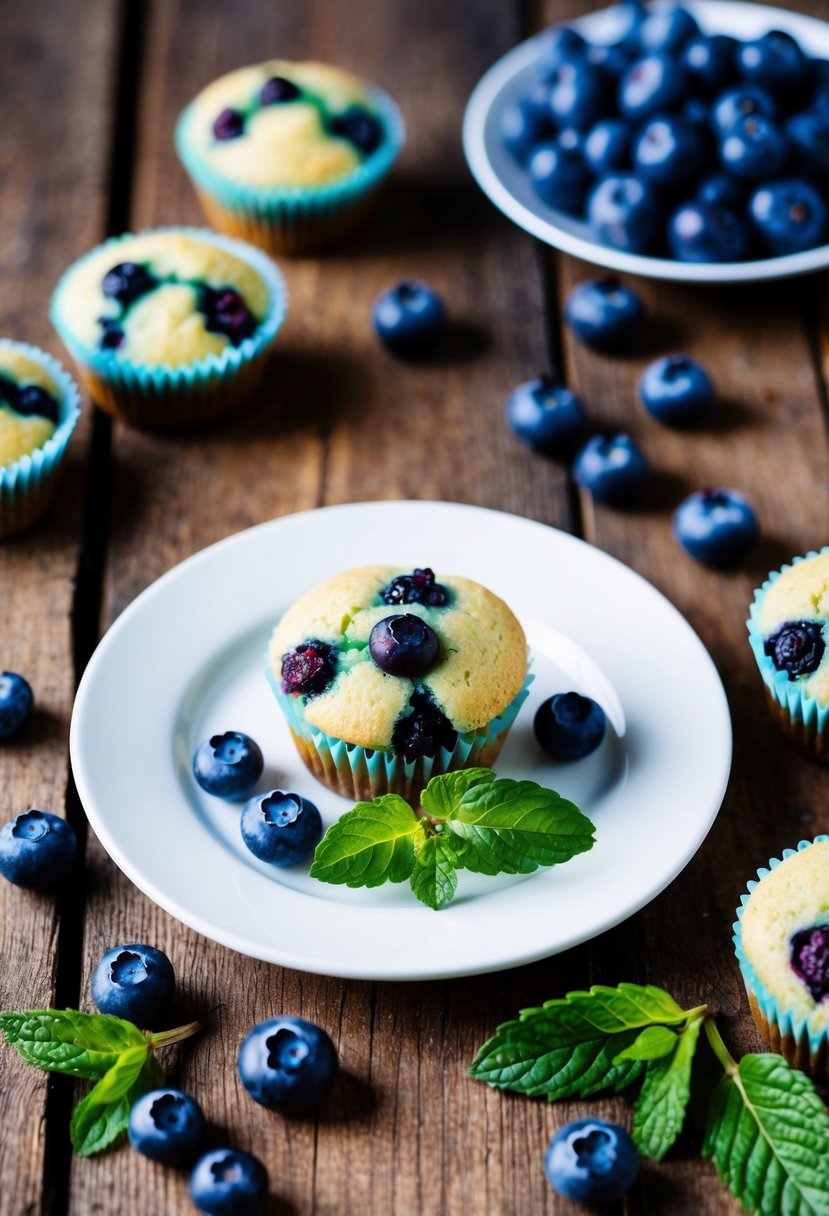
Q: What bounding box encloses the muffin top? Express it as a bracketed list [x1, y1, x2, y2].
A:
[0, 347, 61, 467]
[741, 840, 829, 1030]
[269, 565, 527, 753]
[180, 60, 387, 189]
[53, 230, 272, 368]
[758, 552, 829, 704]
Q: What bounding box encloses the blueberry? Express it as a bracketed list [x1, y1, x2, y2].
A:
[583, 118, 631, 174]
[90, 943, 175, 1027]
[765, 621, 825, 677]
[633, 116, 707, 188]
[668, 200, 751, 262]
[639, 355, 714, 425]
[573, 433, 647, 504]
[712, 85, 777, 134]
[544, 1117, 640, 1203]
[506, 378, 587, 455]
[391, 688, 457, 761]
[381, 568, 448, 607]
[198, 287, 258, 346]
[128, 1088, 204, 1165]
[259, 75, 300, 105]
[500, 95, 552, 162]
[719, 114, 787, 181]
[738, 30, 810, 98]
[373, 281, 446, 359]
[587, 175, 662, 253]
[749, 178, 828, 255]
[619, 53, 687, 121]
[328, 106, 383, 155]
[563, 278, 643, 352]
[586, 40, 632, 79]
[99, 321, 125, 351]
[212, 107, 245, 141]
[537, 26, 588, 76]
[280, 640, 337, 697]
[790, 925, 829, 1002]
[0, 809, 78, 890]
[534, 693, 606, 761]
[238, 1015, 338, 1113]
[369, 614, 440, 677]
[528, 139, 590, 214]
[14, 385, 59, 425]
[638, 5, 699, 55]
[240, 790, 323, 867]
[673, 487, 758, 566]
[612, 2, 647, 46]
[547, 60, 610, 129]
[102, 262, 158, 307]
[697, 173, 745, 210]
[192, 731, 264, 800]
[681, 96, 711, 134]
[787, 111, 829, 177]
[0, 671, 33, 739]
[681, 34, 738, 94]
[190, 1148, 268, 1216]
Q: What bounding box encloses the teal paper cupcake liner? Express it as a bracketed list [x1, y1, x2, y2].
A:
[0, 341, 81, 538]
[733, 836, 829, 1076]
[174, 88, 405, 255]
[747, 549, 829, 760]
[266, 662, 534, 803]
[49, 227, 287, 430]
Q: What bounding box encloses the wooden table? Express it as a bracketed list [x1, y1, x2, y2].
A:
[2, 0, 828, 1212]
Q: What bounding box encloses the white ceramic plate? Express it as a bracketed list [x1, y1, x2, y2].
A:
[70, 502, 731, 981]
[463, 0, 829, 283]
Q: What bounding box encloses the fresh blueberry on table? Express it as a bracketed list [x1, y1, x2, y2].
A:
[0, 809, 78, 890]
[369, 614, 440, 677]
[238, 1015, 338, 1113]
[718, 114, 788, 181]
[633, 116, 707, 188]
[563, 278, 643, 352]
[528, 139, 590, 214]
[281, 640, 337, 697]
[637, 5, 698, 55]
[91, 943, 175, 1027]
[639, 354, 714, 425]
[190, 1148, 268, 1216]
[240, 790, 323, 867]
[749, 179, 829, 256]
[668, 200, 750, 263]
[711, 85, 777, 136]
[764, 621, 825, 677]
[381, 567, 448, 607]
[534, 693, 606, 762]
[681, 34, 737, 95]
[128, 1088, 204, 1165]
[506, 378, 586, 455]
[373, 281, 446, 359]
[573, 433, 648, 505]
[587, 175, 661, 253]
[192, 731, 263, 800]
[547, 59, 610, 129]
[544, 1117, 640, 1203]
[673, 488, 758, 566]
[583, 118, 631, 175]
[0, 671, 33, 739]
[618, 53, 687, 121]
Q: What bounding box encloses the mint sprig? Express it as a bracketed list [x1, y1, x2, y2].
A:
[0, 1009, 200, 1156]
[309, 768, 595, 910]
[469, 983, 829, 1215]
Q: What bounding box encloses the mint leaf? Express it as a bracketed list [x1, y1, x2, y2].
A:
[419, 769, 495, 820]
[615, 1024, 679, 1063]
[71, 1047, 162, 1156]
[446, 778, 595, 875]
[633, 1015, 703, 1159]
[703, 1053, 829, 1216]
[410, 833, 459, 910]
[0, 1009, 144, 1079]
[309, 794, 424, 888]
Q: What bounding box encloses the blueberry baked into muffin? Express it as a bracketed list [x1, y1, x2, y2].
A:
[747, 549, 829, 761]
[734, 837, 829, 1076]
[50, 227, 286, 430]
[266, 565, 531, 801]
[175, 60, 404, 255]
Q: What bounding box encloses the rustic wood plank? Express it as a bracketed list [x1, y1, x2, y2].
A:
[0, 1, 119, 1212]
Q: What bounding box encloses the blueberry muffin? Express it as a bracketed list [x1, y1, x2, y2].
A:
[50, 227, 286, 430]
[266, 565, 531, 801]
[175, 60, 404, 255]
[747, 549, 829, 761]
[0, 341, 81, 537]
[734, 837, 829, 1076]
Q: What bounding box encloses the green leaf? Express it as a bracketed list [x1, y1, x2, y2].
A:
[71, 1047, 163, 1157]
[409, 833, 459, 910]
[703, 1053, 829, 1216]
[419, 768, 496, 820]
[615, 1024, 679, 1063]
[446, 778, 595, 875]
[0, 1009, 145, 1080]
[633, 1015, 703, 1159]
[309, 794, 424, 888]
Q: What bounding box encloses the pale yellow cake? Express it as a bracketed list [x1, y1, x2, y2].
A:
[0, 349, 59, 467]
[759, 553, 829, 703]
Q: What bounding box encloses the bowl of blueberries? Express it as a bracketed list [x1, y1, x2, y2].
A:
[463, 0, 829, 281]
